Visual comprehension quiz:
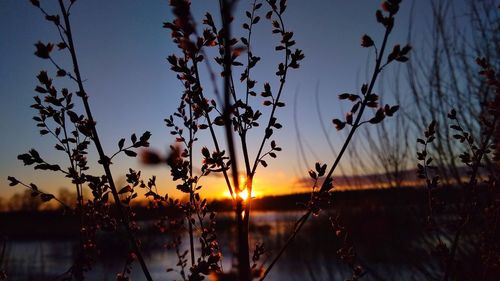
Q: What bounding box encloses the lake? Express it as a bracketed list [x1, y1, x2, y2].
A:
[3, 209, 463, 280]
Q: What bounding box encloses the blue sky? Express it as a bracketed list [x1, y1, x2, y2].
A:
[0, 0, 455, 199]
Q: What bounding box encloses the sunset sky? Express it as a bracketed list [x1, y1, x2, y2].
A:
[0, 0, 468, 200]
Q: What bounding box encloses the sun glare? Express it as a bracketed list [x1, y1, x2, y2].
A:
[222, 190, 260, 200]
[238, 191, 249, 200]
[220, 175, 262, 200]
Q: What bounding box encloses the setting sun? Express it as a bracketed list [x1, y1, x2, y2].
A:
[222, 189, 260, 200]
[219, 175, 261, 200]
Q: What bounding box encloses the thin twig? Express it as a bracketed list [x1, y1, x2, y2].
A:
[260, 10, 397, 280]
[57, 1, 153, 279]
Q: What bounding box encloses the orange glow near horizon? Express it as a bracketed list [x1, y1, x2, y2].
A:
[222, 175, 262, 198]
[222, 189, 261, 200]
[219, 175, 263, 200]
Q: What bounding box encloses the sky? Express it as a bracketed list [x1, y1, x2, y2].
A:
[0, 0, 466, 201]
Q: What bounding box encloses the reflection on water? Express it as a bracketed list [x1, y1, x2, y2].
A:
[5, 210, 450, 280]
